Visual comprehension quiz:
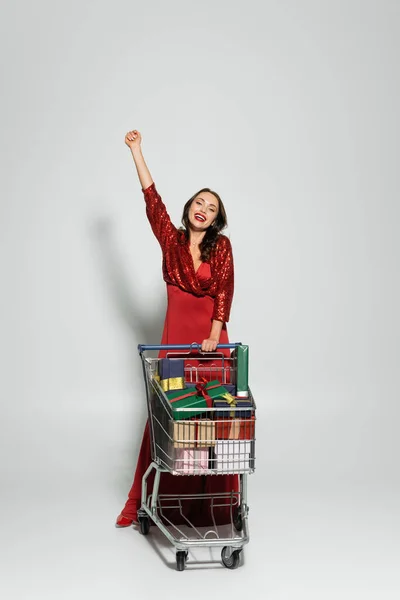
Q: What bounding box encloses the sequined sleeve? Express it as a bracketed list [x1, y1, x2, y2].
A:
[212, 236, 234, 322]
[142, 182, 177, 251]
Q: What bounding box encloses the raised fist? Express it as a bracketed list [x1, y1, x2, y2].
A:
[125, 130, 142, 151]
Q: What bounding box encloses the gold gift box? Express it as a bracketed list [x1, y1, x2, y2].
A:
[172, 421, 197, 448]
[197, 420, 216, 447]
[172, 420, 216, 448]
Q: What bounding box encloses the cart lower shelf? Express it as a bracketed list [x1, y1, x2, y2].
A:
[138, 463, 250, 571]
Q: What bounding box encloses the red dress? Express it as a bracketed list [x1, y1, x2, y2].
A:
[120, 183, 239, 526]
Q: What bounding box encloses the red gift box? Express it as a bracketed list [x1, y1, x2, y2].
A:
[215, 416, 255, 440]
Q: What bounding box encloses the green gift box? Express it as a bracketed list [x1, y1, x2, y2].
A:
[166, 379, 233, 420]
[231, 345, 249, 398]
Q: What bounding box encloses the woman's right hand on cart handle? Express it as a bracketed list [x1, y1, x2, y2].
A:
[125, 129, 154, 191]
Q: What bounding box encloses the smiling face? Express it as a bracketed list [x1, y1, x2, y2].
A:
[187, 191, 219, 231]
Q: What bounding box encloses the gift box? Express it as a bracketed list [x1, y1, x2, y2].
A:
[214, 439, 252, 456]
[173, 448, 209, 474]
[172, 421, 197, 448]
[215, 417, 255, 440]
[196, 419, 216, 447]
[211, 440, 252, 472]
[213, 397, 253, 419]
[166, 389, 208, 420]
[166, 379, 233, 420]
[172, 420, 215, 448]
[231, 345, 249, 398]
[159, 358, 185, 392]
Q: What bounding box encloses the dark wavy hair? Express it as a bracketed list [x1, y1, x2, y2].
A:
[180, 188, 228, 261]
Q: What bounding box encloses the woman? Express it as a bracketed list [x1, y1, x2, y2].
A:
[116, 129, 238, 528]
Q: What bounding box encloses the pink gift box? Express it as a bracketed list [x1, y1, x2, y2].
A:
[173, 448, 209, 474]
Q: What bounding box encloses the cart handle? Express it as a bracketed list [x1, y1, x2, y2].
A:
[137, 342, 242, 354]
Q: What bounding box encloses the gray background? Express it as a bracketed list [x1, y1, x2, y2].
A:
[1, 0, 399, 597]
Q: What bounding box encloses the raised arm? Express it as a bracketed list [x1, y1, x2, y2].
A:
[125, 129, 176, 249]
[125, 130, 153, 189]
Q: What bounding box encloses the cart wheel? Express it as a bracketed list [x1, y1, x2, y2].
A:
[221, 546, 241, 569]
[176, 551, 187, 571]
[138, 516, 150, 536]
[233, 508, 243, 532]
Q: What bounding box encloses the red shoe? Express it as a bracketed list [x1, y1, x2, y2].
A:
[115, 514, 138, 528]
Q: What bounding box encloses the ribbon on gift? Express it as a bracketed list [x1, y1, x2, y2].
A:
[217, 392, 252, 417]
[161, 377, 185, 392]
[220, 392, 237, 417]
[194, 378, 216, 409]
[228, 419, 241, 440]
[153, 373, 185, 392]
[215, 418, 241, 440]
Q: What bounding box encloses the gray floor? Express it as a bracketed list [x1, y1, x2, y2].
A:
[2, 404, 398, 600]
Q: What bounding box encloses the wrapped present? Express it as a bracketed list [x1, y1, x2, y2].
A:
[196, 419, 216, 447]
[172, 420, 215, 448]
[212, 440, 252, 472]
[159, 358, 185, 392]
[172, 421, 197, 448]
[231, 345, 249, 398]
[214, 397, 253, 419]
[173, 448, 209, 474]
[166, 379, 233, 420]
[166, 389, 208, 421]
[214, 439, 252, 456]
[215, 417, 255, 440]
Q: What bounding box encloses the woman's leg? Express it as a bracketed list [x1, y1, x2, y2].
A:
[117, 421, 153, 524]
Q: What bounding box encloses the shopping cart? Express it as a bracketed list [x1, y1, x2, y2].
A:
[136, 343, 256, 571]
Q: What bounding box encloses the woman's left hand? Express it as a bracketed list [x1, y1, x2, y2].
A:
[201, 338, 219, 352]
